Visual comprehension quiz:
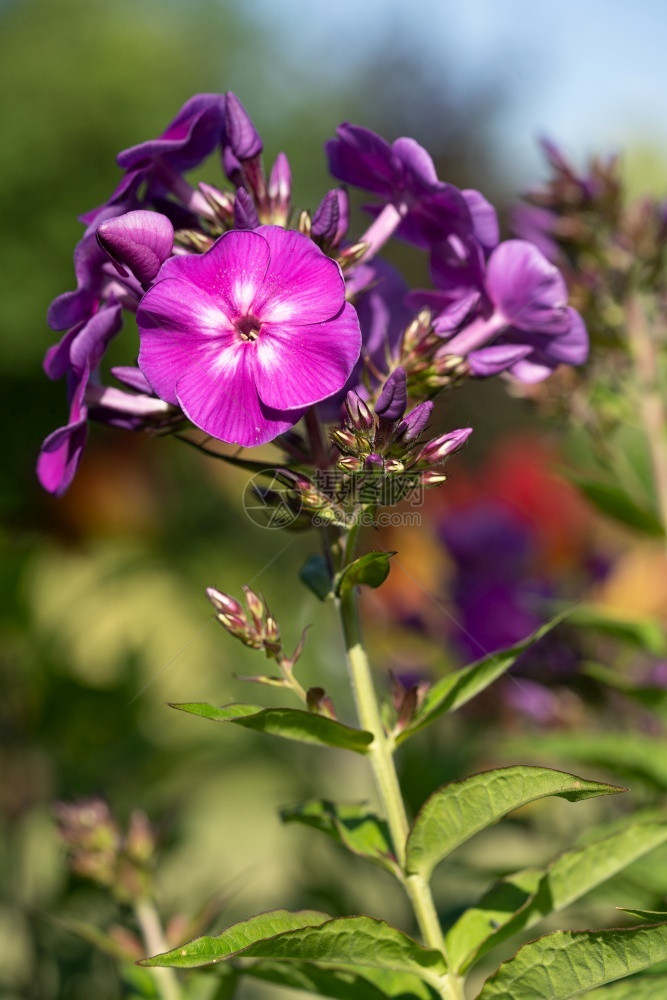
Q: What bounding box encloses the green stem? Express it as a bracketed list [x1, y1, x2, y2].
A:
[626, 294, 667, 550]
[135, 898, 181, 1000]
[337, 587, 447, 956]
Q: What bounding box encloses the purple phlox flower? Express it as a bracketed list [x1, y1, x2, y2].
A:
[47, 205, 141, 333]
[375, 367, 407, 421]
[312, 189, 349, 248]
[317, 257, 410, 421]
[428, 239, 588, 382]
[326, 123, 493, 256]
[96, 210, 174, 286]
[137, 226, 361, 447]
[82, 94, 226, 224]
[37, 302, 124, 495]
[222, 92, 268, 212]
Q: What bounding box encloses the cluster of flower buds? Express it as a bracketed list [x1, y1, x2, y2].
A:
[512, 139, 667, 347]
[206, 585, 282, 659]
[331, 367, 472, 495]
[53, 799, 156, 904]
[398, 307, 470, 397]
[206, 585, 318, 706]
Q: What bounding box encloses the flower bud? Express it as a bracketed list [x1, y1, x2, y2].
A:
[96, 210, 174, 286]
[206, 587, 244, 618]
[345, 391, 374, 431]
[337, 241, 370, 270]
[199, 182, 235, 224]
[418, 427, 472, 465]
[364, 453, 385, 473]
[375, 368, 407, 422]
[420, 470, 448, 487]
[397, 401, 433, 442]
[234, 188, 260, 230]
[337, 456, 362, 472]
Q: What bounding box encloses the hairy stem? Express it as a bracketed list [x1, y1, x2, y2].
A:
[135, 898, 181, 1000]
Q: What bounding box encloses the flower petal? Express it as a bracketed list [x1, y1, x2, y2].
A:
[97, 210, 174, 285]
[174, 341, 298, 447]
[252, 226, 346, 324]
[137, 278, 237, 405]
[155, 230, 271, 317]
[487, 240, 570, 334]
[254, 302, 361, 410]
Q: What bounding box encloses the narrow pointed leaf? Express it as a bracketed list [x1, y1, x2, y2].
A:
[145, 914, 447, 986]
[445, 869, 542, 972]
[171, 702, 373, 753]
[141, 910, 329, 969]
[244, 960, 438, 999]
[405, 766, 623, 879]
[578, 979, 667, 999]
[300, 554, 334, 601]
[396, 616, 564, 745]
[583, 663, 667, 712]
[618, 909, 667, 921]
[280, 800, 398, 874]
[337, 552, 395, 596]
[449, 819, 667, 972]
[477, 925, 667, 999]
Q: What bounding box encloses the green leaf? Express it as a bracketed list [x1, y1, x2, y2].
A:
[145, 914, 448, 989]
[243, 960, 436, 999]
[566, 604, 666, 655]
[570, 476, 664, 536]
[405, 766, 623, 879]
[170, 702, 374, 754]
[618, 909, 667, 921]
[141, 910, 330, 969]
[300, 554, 333, 601]
[508, 733, 667, 791]
[448, 819, 667, 972]
[396, 616, 564, 746]
[280, 800, 398, 874]
[445, 869, 543, 973]
[337, 552, 395, 597]
[578, 979, 667, 999]
[477, 925, 667, 999]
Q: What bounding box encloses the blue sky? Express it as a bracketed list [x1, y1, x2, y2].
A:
[248, 0, 667, 186]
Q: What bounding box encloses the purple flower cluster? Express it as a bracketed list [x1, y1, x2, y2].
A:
[39, 93, 588, 495]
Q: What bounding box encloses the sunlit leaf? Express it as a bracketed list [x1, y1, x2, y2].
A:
[405, 766, 623, 879]
[280, 800, 398, 874]
[396, 616, 565, 745]
[448, 819, 667, 972]
[618, 909, 667, 921]
[337, 552, 395, 597]
[144, 914, 448, 989]
[141, 910, 329, 969]
[170, 702, 373, 753]
[477, 925, 667, 998]
[578, 979, 667, 999]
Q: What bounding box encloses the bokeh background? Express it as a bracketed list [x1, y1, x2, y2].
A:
[2, 1, 667, 997]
